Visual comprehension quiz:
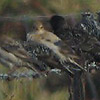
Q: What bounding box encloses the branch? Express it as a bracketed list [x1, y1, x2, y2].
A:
[0, 13, 79, 22]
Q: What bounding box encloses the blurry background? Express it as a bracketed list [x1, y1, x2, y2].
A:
[0, 0, 100, 100]
[0, 0, 100, 16]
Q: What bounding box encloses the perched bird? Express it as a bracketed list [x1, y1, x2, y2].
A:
[71, 12, 100, 67]
[0, 35, 49, 75]
[49, 14, 100, 71]
[50, 15, 88, 66]
[24, 21, 85, 76]
[76, 12, 100, 38]
[49, 15, 74, 45]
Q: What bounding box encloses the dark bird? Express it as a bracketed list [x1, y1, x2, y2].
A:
[0, 35, 49, 75]
[72, 29, 100, 72]
[49, 15, 88, 66]
[49, 15, 74, 45]
[76, 12, 100, 39]
[70, 12, 100, 68]
[25, 21, 85, 76]
[49, 14, 100, 71]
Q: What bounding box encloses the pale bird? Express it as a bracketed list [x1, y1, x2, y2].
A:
[25, 21, 86, 76]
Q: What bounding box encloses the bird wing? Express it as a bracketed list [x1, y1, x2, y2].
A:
[0, 36, 30, 59]
[24, 41, 74, 75]
[0, 36, 49, 73]
[41, 38, 85, 71]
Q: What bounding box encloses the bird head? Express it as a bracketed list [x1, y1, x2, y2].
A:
[27, 21, 46, 41]
[81, 12, 94, 19]
[33, 21, 45, 32]
[50, 15, 65, 31]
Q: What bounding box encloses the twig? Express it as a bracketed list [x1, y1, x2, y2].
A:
[0, 13, 79, 22]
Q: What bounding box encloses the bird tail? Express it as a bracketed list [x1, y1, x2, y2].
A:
[61, 60, 86, 77]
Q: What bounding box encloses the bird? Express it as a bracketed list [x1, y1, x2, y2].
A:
[49, 15, 89, 67]
[24, 21, 86, 76]
[82, 36, 100, 63]
[76, 12, 100, 38]
[43, 15, 100, 100]
[49, 14, 100, 71]
[49, 15, 74, 45]
[70, 12, 100, 64]
[0, 35, 49, 75]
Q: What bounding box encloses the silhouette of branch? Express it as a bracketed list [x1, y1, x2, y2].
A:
[0, 13, 79, 22]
